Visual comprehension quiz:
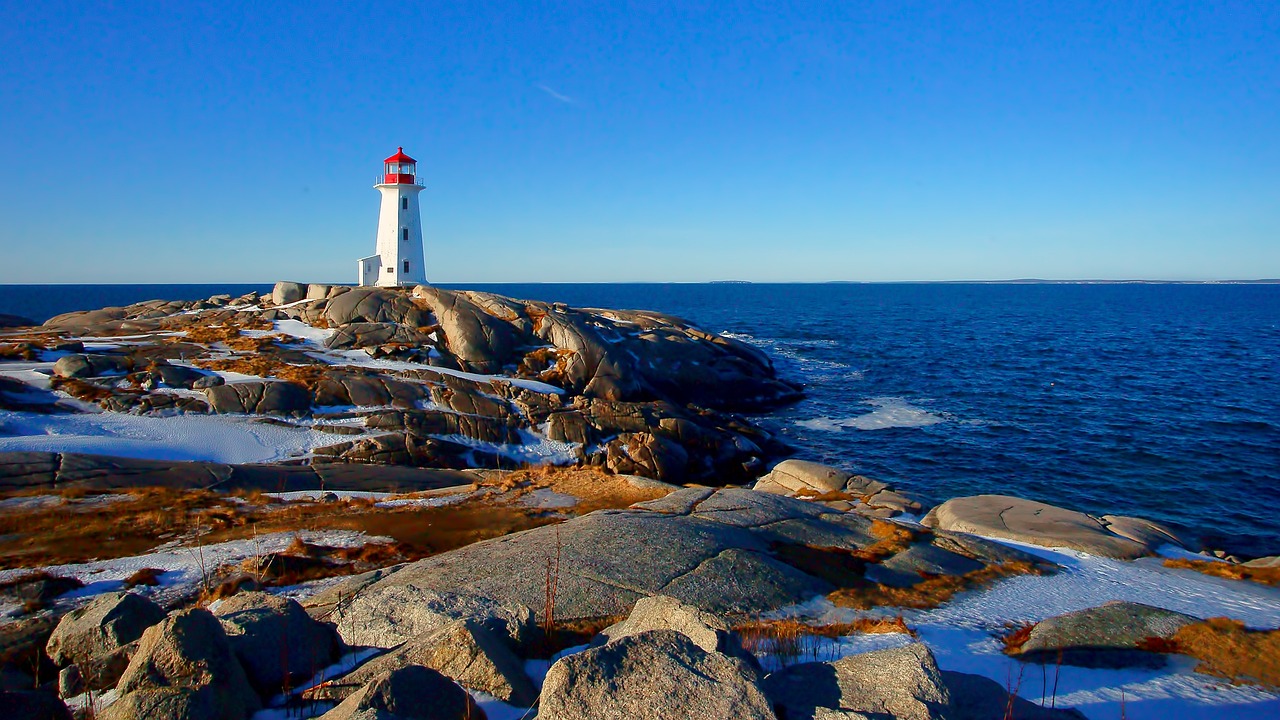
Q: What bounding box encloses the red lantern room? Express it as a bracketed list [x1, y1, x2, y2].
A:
[382, 147, 417, 185]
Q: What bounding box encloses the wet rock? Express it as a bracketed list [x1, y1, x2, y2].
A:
[317, 665, 483, 720]
[923, 495, 1153, 559]
[212, 591, 341, 697]
[538, 630, 774, 720]
[1011, 601, 1198, 668]
[104, 608, 260, 720]
[763, 642, 950, 720]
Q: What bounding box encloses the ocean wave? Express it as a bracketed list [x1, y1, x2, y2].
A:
[797, 397, 947, 432]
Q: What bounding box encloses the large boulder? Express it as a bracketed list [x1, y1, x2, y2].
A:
[45, 592, 165, 691]
[756, 459, 852, 495]
[212, 591, 341, 697]
[317, 665, 483, 720]
[411, 286, 524, 373]
[328, 585, 536, 652]
[1009, 601, 1199, 668]
[538, 630, 775, 720]
[762, 642, 951, 720]
[103, 608, 260, 720]
[325, 287, 431, 327]
[922, 495, 1154, 559]
[52, 354, 133, 379]
[598, 595, 754, 665]
[271, 281, 305, 306]
[310, 619, 536, 706]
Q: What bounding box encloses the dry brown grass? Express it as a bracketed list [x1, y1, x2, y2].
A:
[1140, 618, 1280, 688]
[829, 561, 1045, 611]
[999, 622, 1036, 653]
[48, 376, 124, 402]
[1163, 558, 1280, 587]
[793, 488, 859, 502]
[477, 465, 672, 514]
[181, 325, 245, 345]
[0, 489, 225, 568]
[0, 343, 41, 360]
[854, 520, 918, 562]
[193, 357, 328, 390]
[123, 568, 164, 588]
[735, 616, 915, 665]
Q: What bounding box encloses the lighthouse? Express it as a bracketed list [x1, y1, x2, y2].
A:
[358, 147, 427, 287]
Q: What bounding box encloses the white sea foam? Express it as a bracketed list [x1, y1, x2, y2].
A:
[798, 397, 946, 432]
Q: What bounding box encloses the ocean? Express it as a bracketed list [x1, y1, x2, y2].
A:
[2, 282, 1278, 557]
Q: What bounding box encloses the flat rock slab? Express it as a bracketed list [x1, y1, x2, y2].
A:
[0, 451, 474, 494]
[351, 488, 1041, 621]
[922, 494, 1154, 559]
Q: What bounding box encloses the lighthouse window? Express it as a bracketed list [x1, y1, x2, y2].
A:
[402, 228, 408, 241]
[403, 260, 410, 273]
[401, 198, 408, 210]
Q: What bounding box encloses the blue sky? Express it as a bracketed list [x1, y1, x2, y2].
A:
[0, 1, 1276, 283]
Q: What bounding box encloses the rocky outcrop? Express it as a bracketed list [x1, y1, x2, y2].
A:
[212, 592, 341, 697]
[317, 665, 483, 720]
[45, 592, 165, 692]
[103, 608, 260, 720]
[203, 381, 312, 417]
[538, 630, 775, 720]
[764, 642, 951, 720]
[922, 495, 1178, 559]
[12, 285, 804, 484]
[328, 585, 536, 652]
[1008, 601, 1199, 668]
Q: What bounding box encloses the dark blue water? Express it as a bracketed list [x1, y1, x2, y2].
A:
[3, 283, 1278, 557]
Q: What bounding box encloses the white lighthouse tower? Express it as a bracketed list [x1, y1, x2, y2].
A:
[358, 147, 427, 287]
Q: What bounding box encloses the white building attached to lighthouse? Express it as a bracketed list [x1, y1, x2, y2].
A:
[358, 147, 427, 287]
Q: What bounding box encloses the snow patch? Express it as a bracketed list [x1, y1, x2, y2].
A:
[0, 409, 340, 464]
